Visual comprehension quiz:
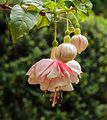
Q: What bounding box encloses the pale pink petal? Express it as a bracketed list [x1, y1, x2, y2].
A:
[61, 83, 74, 91]
[26, 64, 35, 75]
[35, 59, 54, 78]
[40, 78, 51, 91]
[27, 65, 39, 84]
[47, 62, 64, 79]
[28, 75, 46, 85]
[47, 77, 69, 92]
[66, 60, 82, 75]
[56, 60, 73, 75]
[28, 76, 37, 84]
[69, 74, 79, 84]
[26, 59, 54, 84]
[65, 70, 79, 84]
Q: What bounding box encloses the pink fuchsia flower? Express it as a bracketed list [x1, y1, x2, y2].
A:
[26, 59, 82, 107]
[55, 43, 77, 63]
[70, 34, 88, 54]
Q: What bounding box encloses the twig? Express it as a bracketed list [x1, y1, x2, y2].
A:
[0, 3, 12, 9]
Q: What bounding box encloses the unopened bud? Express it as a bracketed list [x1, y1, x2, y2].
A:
[70, 34, 88, 54]
[55, 43, 77, 63]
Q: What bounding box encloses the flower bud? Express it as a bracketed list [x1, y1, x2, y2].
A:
[63, 35, 70, 43]
[74, 28, 81, 35]
[55, 43, 77, 63]
[70, 34, 88, 54]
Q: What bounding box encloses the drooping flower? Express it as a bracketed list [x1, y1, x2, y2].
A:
[70, 34, 88, 54]
[26, 58, 82, 107]
[55, 43, 77, 63]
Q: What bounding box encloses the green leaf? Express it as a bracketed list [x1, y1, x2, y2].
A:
[0, 0, 5, 4]
[26, 3, 44, 11]
[10, 5, 38, 43]
[73, 0, 93, 14]
[73, 1, 86, 13]
[36, 14, 50, 29]
[9, 0, 22, 4]
[44, 1, 56, 12]
[21, 0, 44, 11]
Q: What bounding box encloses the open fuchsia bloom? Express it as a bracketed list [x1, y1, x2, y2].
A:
[26, 58, 82, 107]
[70, 34, 88, 54]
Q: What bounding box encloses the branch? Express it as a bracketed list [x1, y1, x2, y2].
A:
[0, 3, 12, 9]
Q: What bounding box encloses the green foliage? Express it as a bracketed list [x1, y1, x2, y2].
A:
[73, 0, 93, 14]
[8, 0, 93, 43]
[36, 14, 50, 29]
[91, 0, 107, 17]
[0, 11, 107, 119]
[10, 5, 38, 43]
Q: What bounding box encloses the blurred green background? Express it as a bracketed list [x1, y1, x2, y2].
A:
[0, 0, 107, 120]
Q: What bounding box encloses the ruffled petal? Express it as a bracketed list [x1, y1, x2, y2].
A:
[66, 60, 82, 75]
[47, 62, 64, 79]
[35, 59, 54, 78]
[40, 78, 50, 91]
[61, 83, 74, 91]
[47, 77, 69, 92]
[26, 59, 54, 84]
[26, 64, 35, 76]
[69, 74, 79, 84]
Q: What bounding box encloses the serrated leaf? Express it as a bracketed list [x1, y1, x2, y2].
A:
[10, 5, 38, 43]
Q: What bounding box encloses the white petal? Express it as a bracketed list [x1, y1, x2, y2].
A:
[47, 62, 63, 79]
[66, 60, 82, 75]
[70, 74, 79, 84]
[61, 84, 74, 91]
[35, 59, 54, 77]
[48, 77, 68, 91]
[40, 79, 50, 91]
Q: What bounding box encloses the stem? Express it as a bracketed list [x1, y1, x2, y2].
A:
[0, 4, 12, 9]
[66, 13, 69, 30]
[70, 12, 80, 27]
[56, 7, 77, 15]
[4, 0, 9, 5]
[57, 16, 72, 27]
[54, 15, 57, 41]
[54, 0, 57, 41]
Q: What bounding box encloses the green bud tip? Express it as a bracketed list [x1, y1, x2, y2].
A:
[74, 28, 81, 35]
[65, 30, 70, 35]
[52, 40, 58, 47]
[64, 35, 71, 43]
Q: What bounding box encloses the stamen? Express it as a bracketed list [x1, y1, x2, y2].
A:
[52, 91, 57, 107]
[58, 90, 63, 106]
[50, 92, 54, 102]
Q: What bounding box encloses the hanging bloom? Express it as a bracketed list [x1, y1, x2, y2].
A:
[26, 58, 82, 107]
[70, 34, 88, 54]
[55, 43, 77, 63]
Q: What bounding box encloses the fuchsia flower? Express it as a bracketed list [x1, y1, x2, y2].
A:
[55, 43, 77, 63]
[70, 34, 88, 54]
[26, 59, 82, 107]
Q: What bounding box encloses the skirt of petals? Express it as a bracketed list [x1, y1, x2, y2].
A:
[26, 59, 82, 92]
